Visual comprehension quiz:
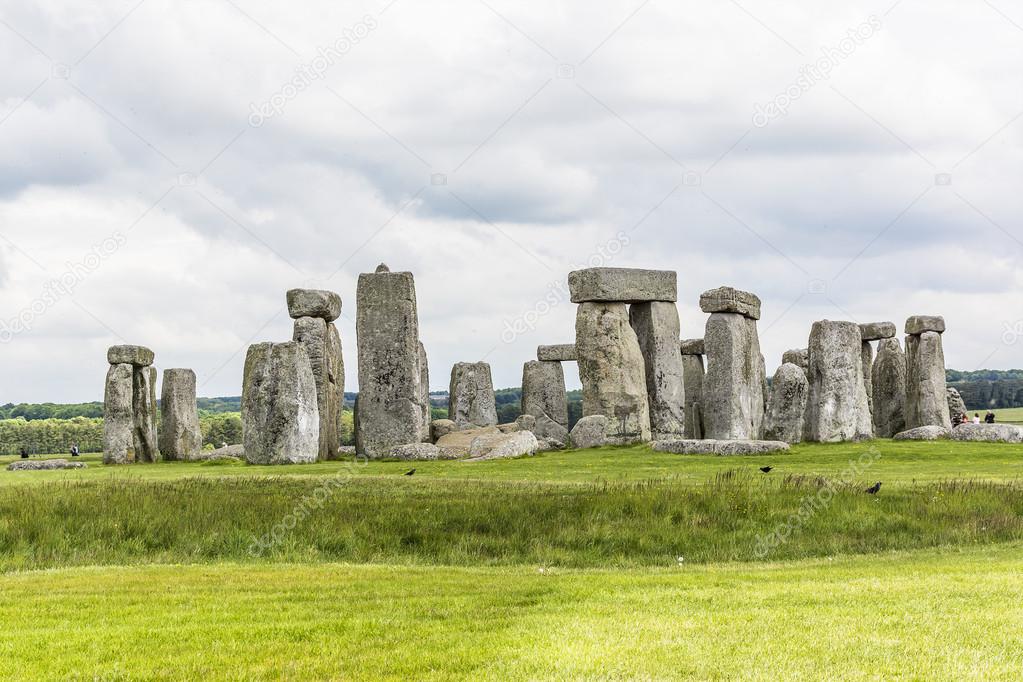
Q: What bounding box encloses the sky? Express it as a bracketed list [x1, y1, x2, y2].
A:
[0, 0, 1021, 403]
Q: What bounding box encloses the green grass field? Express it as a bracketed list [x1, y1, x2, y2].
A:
[3, 440, 1023, 678]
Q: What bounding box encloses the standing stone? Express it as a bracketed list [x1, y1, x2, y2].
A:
[702, 313, 765, 440]
[158, 368, 202, 461]
[419, 342, 431, 442]
[132, 365, 160, 463]
[521, 360, 568, 428]
[448, 362, 498, 430]
[242, 341, 319, 464]
[103, 363, 135, 464]
[575, 302, 651, 444]
[764, 363, 809, 443]
[629, 302, 686, 439]
[872, 337, 907, 438]
[861, 341, 874, 415]
[293, 316, 342, 460]
[781, 348, 808, 374]
[947, 387, 967, 426]
[803, 321, 872, 442]
[355, 268, 427, 457]
[906, 329, 952, 429]
[681, 353, 705, 439]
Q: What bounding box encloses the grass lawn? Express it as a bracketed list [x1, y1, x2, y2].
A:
[2, 544, 1022, 680]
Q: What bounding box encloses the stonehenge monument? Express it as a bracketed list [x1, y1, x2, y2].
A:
[904, 316, 952, 430]
[355, 264, 430, 457]
[764, 362, 808, 443]
[858, 322, 895, 416]
[679, 339, 706, 439]
[159, 368, 202, 461]
[290, 288, 345, 460]
[521, 360, 569, 430]
[872, 337, 907, 438]
[803, 321, 873, 442]
[242, 341, 319, 464]
[700, 287, 766, 440]
[103, 345, 159, 464]
[448, 361, 498, 430]
[781, 348, 808, 374]
[571, 268, 680, 445]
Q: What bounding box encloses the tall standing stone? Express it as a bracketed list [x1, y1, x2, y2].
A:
[764, 363, 809, 443]
[858, 322, 895, 420]
[872, 337, 907, 438]
[860, 341, 874, 415]
[293, 315, 343, 460]
[947, 387, 967, 426]
[629, 302, 685, 439]
[905, 316, 951, 429]
[355, 266, 428, 457]
[448, 362, 498, 430]
[103, 363, 135, 464]
[803, 321, 872, 442]
[521, 360, 568, 428]
[103, 345, 159, 464]
[575, 302, 651, 444]
[419, 342, 431, 442]
[242, 341, 319, 464]
[159, 368, 202, 461]
[701, 287, 765, 440]
[132, 366, 160, 463]
[680, 339, 705, 439]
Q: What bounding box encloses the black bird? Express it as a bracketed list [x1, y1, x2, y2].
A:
[866, 481, 882, 495]
[760, 466, 773, 474]
[404, 468, 416, 476]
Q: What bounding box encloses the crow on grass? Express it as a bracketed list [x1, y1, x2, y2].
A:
[866, 481, 882, 495]
[404, 469, 416, 477]
[759, 466, 773, 473]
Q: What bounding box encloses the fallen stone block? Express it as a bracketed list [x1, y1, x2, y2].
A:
[949, 423, 1023, 443]
[893, 425, 950, 441]
[8, 459, 87, 471]
[652, 439, 790, 455]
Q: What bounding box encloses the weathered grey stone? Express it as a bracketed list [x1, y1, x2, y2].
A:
[569, 415, 609, 449]
[537, 344, 577, 362]
[949, 423, 1023, 443]
[576, 302, 651, 444]
[533, 414, 570, 443]
[537, 437, 566, 451]
[199, 444, 245, 460]
[679, 338, 705, 356]
[521, 361, 568, 428]
[293, 317, 342, 460]
[448, 362, 498, 430]
[434, 425, 500, 456]
[893, 425, 950, 441]
[568, 268, 677, 303]
[861, 341, 874, 415]
[103, 363, 135, 464]
[905, 315, 945, 335]
[158, 368, 202, 461]
[241, 342, 320, 465]
[764, 363, 808, 444]
[514, 414, 536, 432]
[375, 263, 389, 273]
[905, 331, 952, 430]
[355, 269, 427, 458]
[699, 287, 761, 320]
[390, 443, 442, 460]
[107, 345, 154, 367]
[681, 354, 705, 439]
[431, 419, 457, 442]
[496, 423, 519, 434]
[337, 446, 357, 457]
[418, 342, 431, 443]
[872, 337, 907, 438]
[947, 387, 968, 426]
[652, 439, 790, 455]
[702, 313, 766, 440]
[630, 301, 686, 440]
[781, 349, 809, 373]
[859, 322, 896, 341]
[8, 459, 87, 471]
[466, 430, 539, 461]
[803, 320, 873, 442]
[286, 288, 342, 322]
[132, 366, 160, 463]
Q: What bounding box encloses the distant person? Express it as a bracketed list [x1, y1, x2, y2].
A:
[957, 413, 969, 427]
[973, 413, 981, 424]
[985, 411, 995, 424]
[70, 443, 80, 457]
[19, 446, 28, 459]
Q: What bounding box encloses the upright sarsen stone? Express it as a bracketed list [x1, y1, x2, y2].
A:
[803, 321, 872, 442]
[103, 363, 135, 464]
[947, 387, 967, 426]
[702, 313, 766, 440]
[764, 363, 808, 443]
[521, 360, 568, 428]
[159, 368, 202, 461]
[905, 330, 952, 429]
[575, 302, 651, 444]
[861, 341, 874, 415]
[629, 302, 685, 439]
[448, 362, 498, 430]
[293, 315, 344, 460]
[242, 341, 319, 464]
[418, 342, 431, 442]
[781, 348, 808, 374]
[872, 337, 907, 438]
[681, 353, 705, 439]
[355, 268, 427, 457]
[132, 365, 160, 463]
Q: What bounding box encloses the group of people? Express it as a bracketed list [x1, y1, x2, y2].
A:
[17, 443, 80, 459]
[956, 411, 996, 426]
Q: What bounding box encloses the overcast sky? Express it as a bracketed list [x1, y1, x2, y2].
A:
[1, 0, 1021, 403]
